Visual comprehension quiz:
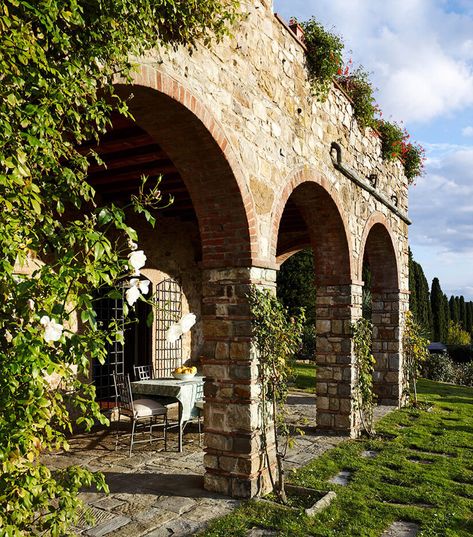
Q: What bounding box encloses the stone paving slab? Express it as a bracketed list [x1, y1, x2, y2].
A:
[381, 521, 420, 537]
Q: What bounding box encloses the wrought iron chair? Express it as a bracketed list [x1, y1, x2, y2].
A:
[112, 372, 167, 456]
[133, 364, 153, 381]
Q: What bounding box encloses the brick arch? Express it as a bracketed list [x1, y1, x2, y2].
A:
[271, 167, 354, 284]
[360, 213, 400, 291]
[114, 67, 258, 268]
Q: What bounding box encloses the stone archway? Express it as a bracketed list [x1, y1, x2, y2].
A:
[360, 214, 402, 405]
[272, 171, 361, 437]
[87, 76, 279, 498]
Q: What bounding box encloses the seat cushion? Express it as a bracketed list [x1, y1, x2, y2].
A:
[133, 398, 167, 418]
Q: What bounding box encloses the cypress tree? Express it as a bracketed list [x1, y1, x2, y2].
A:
[408, 249, 418, 320]
[459, 296, 466, 328]
[466, 302, 473, 334]
[431, 278, 447, 342]
[408, 249, 432, 337]
[416, 260, 432, 337]
[442, 293, 450, 342]
[450, 296, 459, 323]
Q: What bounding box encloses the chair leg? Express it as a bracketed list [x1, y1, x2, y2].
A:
[129, 419, 137, 457]
[198, 411, 202, 447]
[149, 418, 154, 444]
[164, 414, 168, 451]
[115, 410, 121, 452]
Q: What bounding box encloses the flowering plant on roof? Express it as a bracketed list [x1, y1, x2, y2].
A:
[375, 120, 425, 182]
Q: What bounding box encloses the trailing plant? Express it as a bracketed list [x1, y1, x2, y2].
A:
[375, 120, 425, 182]
[298, 17, 344, 101]
[352, 317, 376, 436]
[248, 287, 305, 504]
[337, 66, 379, 129]
[403, 311, 430, 405]
[0, 0, 239, 534]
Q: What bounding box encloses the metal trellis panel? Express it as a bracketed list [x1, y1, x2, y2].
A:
[154, 278, 183, 377]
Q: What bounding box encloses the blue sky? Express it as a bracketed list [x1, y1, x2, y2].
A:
[274, 0, 473, 300]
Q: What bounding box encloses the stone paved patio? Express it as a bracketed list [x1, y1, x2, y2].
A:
[44, 393, 395, 536]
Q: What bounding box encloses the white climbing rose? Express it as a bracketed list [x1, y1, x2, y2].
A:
[128, 250, 146, 275]
[40, 315, 63, 342]
[165, 323, 183, 344]
[179, 312, 196, 333]
[125, 278, 150, 306]
[165, 313, 196, 345]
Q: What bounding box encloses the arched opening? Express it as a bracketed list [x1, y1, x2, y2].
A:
[81, 81, 262, 496]
[275, 179, 358, 435]
[362, 221, 401, 405]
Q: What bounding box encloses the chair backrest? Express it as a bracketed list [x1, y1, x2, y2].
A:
[112, 372, 134, 415]
[133, 364, 153, 381]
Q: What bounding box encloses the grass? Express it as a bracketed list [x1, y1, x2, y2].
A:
[198, 379, 473, 536]
[290, 361, 316, 393]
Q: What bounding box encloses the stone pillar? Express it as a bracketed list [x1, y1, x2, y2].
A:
[371, 289, 409, 405]
[201, 266, 277, 499]
[315, 283, 363, 437]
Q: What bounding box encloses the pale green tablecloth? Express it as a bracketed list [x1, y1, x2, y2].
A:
[130, 376, 204, 422]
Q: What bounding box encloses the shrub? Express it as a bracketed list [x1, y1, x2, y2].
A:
[446, 345, 473, 363]
[455, 361, 473, 387]
[422, 353, 457, 383]
[446, 321, 471, 346]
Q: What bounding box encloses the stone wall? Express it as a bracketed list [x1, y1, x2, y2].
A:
[138, 0, 408, 288]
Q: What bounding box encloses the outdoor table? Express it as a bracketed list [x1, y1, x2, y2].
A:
[130, 375, 204, 452]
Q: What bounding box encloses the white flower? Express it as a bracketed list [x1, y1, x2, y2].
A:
[5, 330, 12, 343]
[179, 313, 196, 333]
[40, 315, 63, 342]
[27, 299, 35, 311]
[165, 312, 196, 345]
[138, 279, 150, 295]
[128, 239, 138, 251]
[125, 278, 150, 306]
[165, 323, 183, 344]
[128, 250, 146, 275]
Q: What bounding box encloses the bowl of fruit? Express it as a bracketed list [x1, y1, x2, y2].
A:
[172, 365, 197, 380]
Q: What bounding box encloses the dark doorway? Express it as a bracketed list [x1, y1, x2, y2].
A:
[93, 279, 152, 402]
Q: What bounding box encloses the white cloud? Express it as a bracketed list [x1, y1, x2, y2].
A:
[462, 125, 473, 136]
[410, 146, 473, 255]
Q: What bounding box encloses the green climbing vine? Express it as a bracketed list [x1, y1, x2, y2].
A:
[352, 317, 377, 436]
[403, 311, 430, 406]
[0, 1, 239, 534]
[248, 286, 305, 504]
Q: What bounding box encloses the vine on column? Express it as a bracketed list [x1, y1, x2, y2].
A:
[352, 317, 376, 436]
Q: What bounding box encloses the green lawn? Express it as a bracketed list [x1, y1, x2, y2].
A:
[290, 361, 316, 393]
[199, 380, 473, 536]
